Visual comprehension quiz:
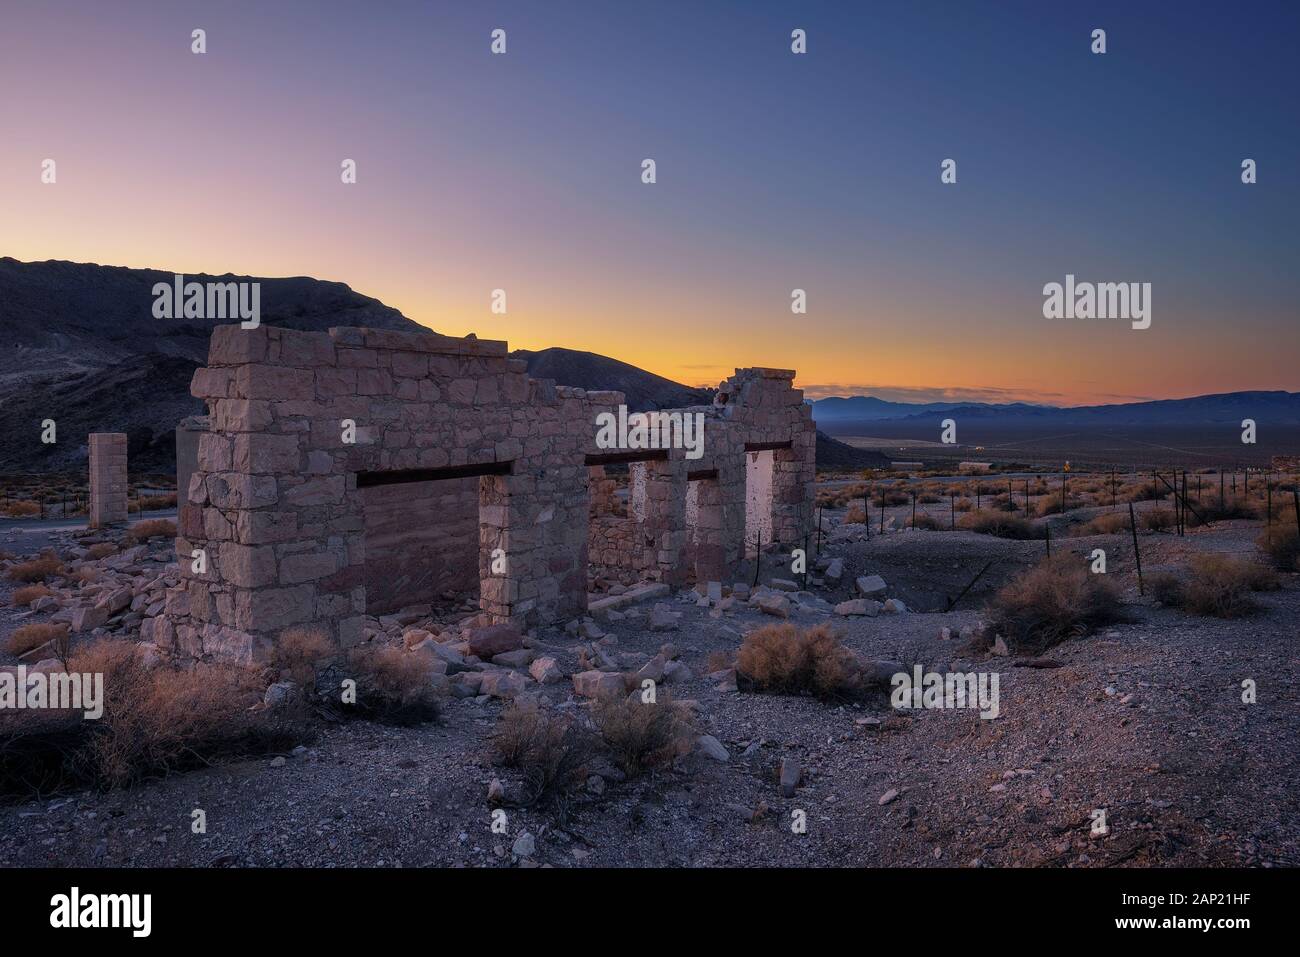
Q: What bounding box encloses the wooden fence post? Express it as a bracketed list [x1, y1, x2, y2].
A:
[1129, 502, 1144, 596]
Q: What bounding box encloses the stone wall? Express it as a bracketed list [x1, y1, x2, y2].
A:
[150, 325, 815, 663]
[361, 476, 478, 613]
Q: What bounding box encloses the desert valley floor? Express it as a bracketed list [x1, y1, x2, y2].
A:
[1, 486, 1296, 868]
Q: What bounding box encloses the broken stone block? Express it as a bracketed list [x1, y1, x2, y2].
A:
[696, 734, 730, 762]
[95, 587, 133, 615]
[649, 604, 680, 631]
[779, 758, 801, 797]
[71, 605, 110, 633]
[528, 656, 563, 684]
[479, 670, 527, 699]
[492, 648, 535, 669]
[882, 598, 908, 614]
[467, 623, 524, 659]
[855, 575, 888, 599]
[662, 659, 692, 684]
[572, 670, 625, 700]
[757, 594, 790, 618]
[450, 672, 484, 698]
[834, 599, 881, 617]
[636, 654, 667, 683]
[770, 578, 799, 592]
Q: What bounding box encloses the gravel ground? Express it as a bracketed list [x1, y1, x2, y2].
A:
[1, 509, 1296, 869]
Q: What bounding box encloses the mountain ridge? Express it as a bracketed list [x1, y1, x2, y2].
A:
[0, 259, 875, 474]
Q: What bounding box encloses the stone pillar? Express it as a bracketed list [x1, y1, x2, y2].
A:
[629, 457, 689, 586]
[689, 476, 726, 583]
[88, 432, 128, 528]
[175, 415, 208, 505]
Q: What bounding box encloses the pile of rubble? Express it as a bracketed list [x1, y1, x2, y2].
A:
[2, 527, 178, 663]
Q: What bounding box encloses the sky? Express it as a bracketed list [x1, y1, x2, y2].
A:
[2, 0, 1297, 406]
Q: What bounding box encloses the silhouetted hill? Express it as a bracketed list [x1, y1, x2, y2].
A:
[510, 347, 713, 411]
[0, 258, 422, 472]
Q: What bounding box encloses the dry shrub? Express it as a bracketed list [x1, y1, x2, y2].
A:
[7, 622, 69, 657]
[1, 501, 40, 518]
[1035, 495, 1087, 517]
[845, 503, 867, 524]
[126, 518, 176, 543]
[1141, 508, 1177, 531]
[959, 510, 1044, 540]
[11, 584, 51, 607]
[953, 497, 974, 513]
[85, 543, 118, 559]
[735, 622, 862, 699]
[1189, 498, 1257, 525]
[6, 557, 63, 583]
[592, 694, 692, 779]
[1179, 555, 1277, 618]
[493, 703, 596, 803]
[706, 649, 734, 673]
[137, 493, 177, 510]
[985, 556, 1126, 654]
[273, 626, 336, 685]
[1070, 512, 1130, 537]
[1119, 482, 1166, 503]
[1257, 526, 1300, 572]
[67, 640, 294, 789]
[343, 644, 440, 724]
[874, 491, 910, 507]
[911, 512, 941, 531]
[917, 492, 941, 504]
[1147, 572, 1185, 607]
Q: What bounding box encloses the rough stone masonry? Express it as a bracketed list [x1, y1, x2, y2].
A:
[88, 432, 128, 528]
[146, 324, 814, 663]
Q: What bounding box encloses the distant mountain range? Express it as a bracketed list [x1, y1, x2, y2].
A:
[0, 258, 882, 473]
[811, 391, 1300, 426]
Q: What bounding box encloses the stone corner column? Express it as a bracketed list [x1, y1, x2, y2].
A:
[88, 432, 128, 528]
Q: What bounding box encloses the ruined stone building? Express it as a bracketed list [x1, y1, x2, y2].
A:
[148, 324, 814, 662]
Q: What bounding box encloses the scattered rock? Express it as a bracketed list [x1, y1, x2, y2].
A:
[572, 670, 625, 700]
[467, 623, 524, 659]
[779, 758, 801, 797]
[855, 575, 888, 599]
[696, 734, 730, 762]
[834, 598, 880, 617]
[528, 656, 563, 684]
[511, 831, 535, 858]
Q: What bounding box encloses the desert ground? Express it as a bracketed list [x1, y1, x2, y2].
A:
[1, 469, 1297, 868]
